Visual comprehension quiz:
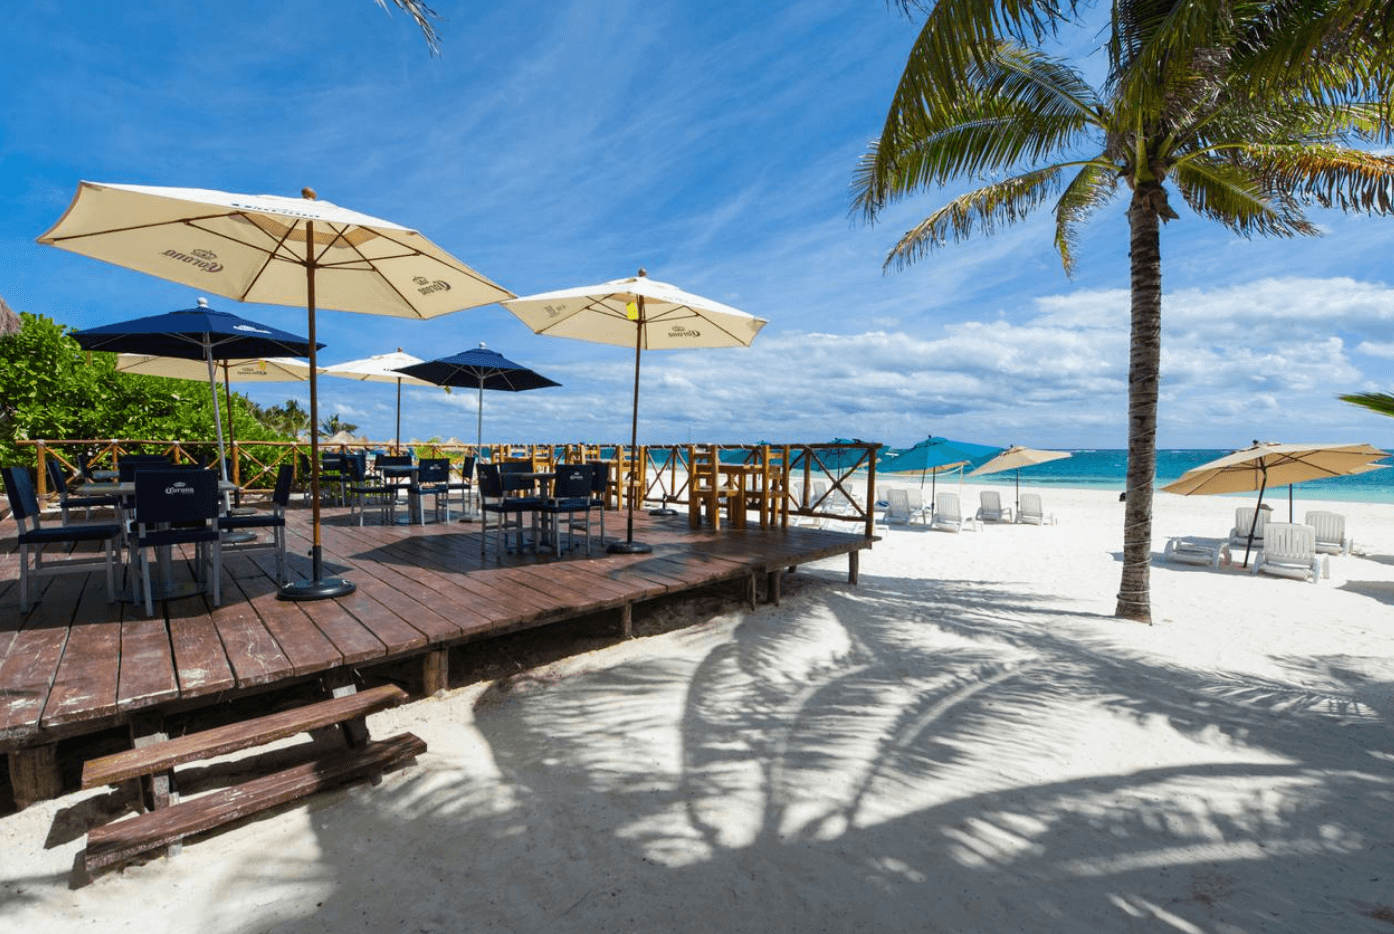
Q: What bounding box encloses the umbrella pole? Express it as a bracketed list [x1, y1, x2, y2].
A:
[204, 342, 228, 483]
[395, 377, 402, 454]
[280, 216, 354, 601]
[609, 290, 653, 554]
[1241, 470, 1268, 568]
[1288, 484, 1294, 523]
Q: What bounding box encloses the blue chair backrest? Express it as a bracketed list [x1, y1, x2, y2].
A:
[272, 463, 295, 507]
[417, 458, 449, 483]
[134, 469, 218, 525]
[477, 462, 504, 499]
[553, 465, 592, 500]
[2, 466, 39, 522]
[586, 462, 608, 496]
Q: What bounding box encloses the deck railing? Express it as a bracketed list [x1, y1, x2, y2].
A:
[18, 439, 879, 537]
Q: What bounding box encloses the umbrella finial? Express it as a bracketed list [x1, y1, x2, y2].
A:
[196, 297, 209, 308]
[301, 187, 318, 200]
[478, 341, 487, 349]
[637, 268, 647, 278]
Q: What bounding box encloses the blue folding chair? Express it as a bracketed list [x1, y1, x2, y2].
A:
[130, 468, 222, 616]
[218, 464, 293, 583]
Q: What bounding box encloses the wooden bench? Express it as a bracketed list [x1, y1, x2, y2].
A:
[79, 682, 424, 874]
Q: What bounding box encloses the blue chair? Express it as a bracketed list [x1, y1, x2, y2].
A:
[117, 455, 173, 483]
[44, 457, 120, 526]
[218, 464, 293, 583]
[478, 462, 541, 558]
[131, 469, 222, 617]
[538, 464, 595, 556]
[408, 458, 452, 523]
[3, 466, 122, 613]
[344, 454, 394, 526]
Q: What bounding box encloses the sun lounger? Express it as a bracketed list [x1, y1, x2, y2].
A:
[1228, 506, 1268, 551]
[976, 490, 1012, 523]
[1163, 537, 1224, 568]
[1251, 522, 1327, 583]
[1303, 510, 1350, 555]
[931, 492, 979, 532]
[1016, 493, 1055, 525]
[904, 487, 929, 525]
[881, 488, 913, 527]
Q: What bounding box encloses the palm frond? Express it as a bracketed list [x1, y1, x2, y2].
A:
[883, 166, 1067, 271]
[1108, 0, 1240, 117]
[891, 0, 1080, 80]
[1054, 162, 1122, 275]
[1171, 155, 1317, 237]
[857, 43, 1101, 219]
[1340, 391, 1394, 418]
[374, 0, 442, 54]
[1241, 144, 1394, 213]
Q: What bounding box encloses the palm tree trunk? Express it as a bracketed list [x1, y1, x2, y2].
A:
[1116, 187, 1163, 623]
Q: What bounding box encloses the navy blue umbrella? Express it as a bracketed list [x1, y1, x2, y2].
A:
[394, 344, 560, 456]
[72, 297, 320, 481]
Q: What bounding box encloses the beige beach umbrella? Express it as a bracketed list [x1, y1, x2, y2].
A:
[967, 444, 1071, 514]
[321, 349, 436, 451]
[502, 269, 767, 553]
[38, 181, 513, 601]
[1160, 441, 1390, 565]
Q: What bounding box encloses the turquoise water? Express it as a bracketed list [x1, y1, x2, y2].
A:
[951, 449, 1394, 505]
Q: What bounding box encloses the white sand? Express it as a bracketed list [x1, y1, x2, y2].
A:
[4, 485, 1394, 932]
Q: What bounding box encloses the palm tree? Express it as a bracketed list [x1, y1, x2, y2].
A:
[853, 0, 1394, 623]
[319, 413, 359, 437]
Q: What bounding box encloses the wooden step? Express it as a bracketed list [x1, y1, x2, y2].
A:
[81, 684, 409, 789]
[84, 731, 425, 872]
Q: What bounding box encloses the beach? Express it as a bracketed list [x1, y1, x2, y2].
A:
[3, 485, 1393, 932]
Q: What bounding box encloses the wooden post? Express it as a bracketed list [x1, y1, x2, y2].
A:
[9, 745, 62, 809]
[766, 569, 781, 606]
[422, 648, 450, 696]
[849, 550, 859, 585]
[321, 670, 370, 750]
[746, 572, 757, 610]
[620, 602, 633, 638]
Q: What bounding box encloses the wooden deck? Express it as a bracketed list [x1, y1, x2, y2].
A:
[0, 500, 871, 806]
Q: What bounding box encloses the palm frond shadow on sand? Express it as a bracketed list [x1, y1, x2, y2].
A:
[94, 567, 1393, 933]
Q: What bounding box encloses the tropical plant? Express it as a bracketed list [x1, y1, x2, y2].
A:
[853, 0, 1394, 623]
[375, 0, 442, 53]
[258, 398, 311, 438]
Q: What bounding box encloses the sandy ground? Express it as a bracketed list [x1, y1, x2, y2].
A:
[3, 485, 1394, 933]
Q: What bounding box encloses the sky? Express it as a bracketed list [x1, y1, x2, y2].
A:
[2, 0, 1393, 452]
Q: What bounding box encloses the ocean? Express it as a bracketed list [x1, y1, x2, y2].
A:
[947, 449, 1394, 505]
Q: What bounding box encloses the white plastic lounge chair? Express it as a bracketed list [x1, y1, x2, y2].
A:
[1016, 493, 1055, 525]
[1228, 506, 1268, 550]
[881, 488, 912, 526]
[1303, 510, 1350, 555]
[931, 492, 978, 532]
[904, 487, 929, 525]
[1251, 522, 1326, 583]
[976, 490, 1013, 523]
[1163, 537, 1224, 568]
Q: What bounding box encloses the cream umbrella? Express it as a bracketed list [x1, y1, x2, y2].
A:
[1160, 441, 1390, 565]
[967, 445, 1072, 515]
[502, 269, 768, 554]
[320, 349, 436, 452]
[38, 181, 513, 601]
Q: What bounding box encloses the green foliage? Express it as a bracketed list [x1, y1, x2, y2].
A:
[1340, 392, 1394, 419]
[0, 311, 296, 466]
[320, 414, 359, 436]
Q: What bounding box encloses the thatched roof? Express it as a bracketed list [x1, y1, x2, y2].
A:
[0, 293, 20, 336]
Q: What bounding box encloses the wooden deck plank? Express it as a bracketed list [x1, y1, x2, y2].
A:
[226, 558, 343, 678]
[167, 596, 236, 698]
[39, 577, 122, 730]
[116, 613, 180, 714]
[0, 578, 82, 741]
[206, 568, 295, 688]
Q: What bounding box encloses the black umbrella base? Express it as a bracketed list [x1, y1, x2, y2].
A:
[279, 578, 357, 601]
[648, 508, 679, 517]
[607, 540, 653, 555]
